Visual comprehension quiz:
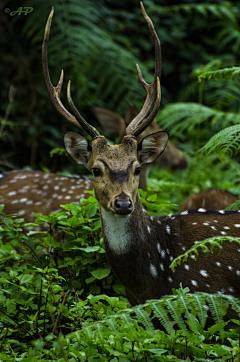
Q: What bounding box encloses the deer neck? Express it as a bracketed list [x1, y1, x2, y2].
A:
[100, 194, 170, 304]
[138, 164, 149, 192]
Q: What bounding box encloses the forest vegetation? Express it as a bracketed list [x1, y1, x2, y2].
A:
[0, 0, 240, 360]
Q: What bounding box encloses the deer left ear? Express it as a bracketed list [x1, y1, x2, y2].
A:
[137, 131, 169, 164]
[64, 132, 92, 167]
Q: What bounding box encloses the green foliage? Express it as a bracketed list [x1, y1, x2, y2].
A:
[1, 0, 240, 358]
[158, 102, 240, 136]
[0, 195, 240, 360]
[200, 124, 240, 158]
[139, 189, 178, 215]
[198, 66, 240, 82]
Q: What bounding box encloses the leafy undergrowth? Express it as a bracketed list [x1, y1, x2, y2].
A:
[0, 194, 239, 361]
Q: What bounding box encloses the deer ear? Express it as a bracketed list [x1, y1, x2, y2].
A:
[137, 131, 169, 164]
[64, 132, 92, 166]
[93, 106, 125, 139]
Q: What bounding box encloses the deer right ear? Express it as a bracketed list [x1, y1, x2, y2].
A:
[64, 132, 92, 166]
[137, 131, 169, 164]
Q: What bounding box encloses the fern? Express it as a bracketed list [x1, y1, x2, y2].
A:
[150, 302, 173, 334]
[134, 307, 155, 332]
[191, 293, 208, 328]
[79, 292, 240, 343]
[170, 236, 240, 272]
[152, 3, 237, 23]
[158, 102, 240, 136]
[225, 200, 240, 211]
[21, 0, 162, 117]
[198, 67, 240, 82]
[200, 124, 240, 157]
[206, 294, 226, 340]
[164, 297, 188, 336]
[224, 295, 240, 318]
[177, 291, 200, 334]
[216, 25, 240, 52]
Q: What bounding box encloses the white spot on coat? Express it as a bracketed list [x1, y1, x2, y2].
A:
[199, 270, 208, 278]
[191, 280, 198, 287]
[150, 263, 158, 278]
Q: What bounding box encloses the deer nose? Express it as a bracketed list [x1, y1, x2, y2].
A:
[114, 199, 133, 215]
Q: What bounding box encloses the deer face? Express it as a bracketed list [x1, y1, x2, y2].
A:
[64, 131, 168, 216]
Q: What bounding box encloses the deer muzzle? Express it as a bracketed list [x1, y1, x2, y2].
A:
[114, 199, 133, 215]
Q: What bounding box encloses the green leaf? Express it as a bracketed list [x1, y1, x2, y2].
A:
[86, 203, 98, 218]
[18, 274, 34, 285]
[91, 268, 111, 279]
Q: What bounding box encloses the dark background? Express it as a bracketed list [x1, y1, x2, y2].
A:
[1, 0, 240, 177]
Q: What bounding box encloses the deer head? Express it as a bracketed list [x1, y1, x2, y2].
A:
[42, 2, 168, 216]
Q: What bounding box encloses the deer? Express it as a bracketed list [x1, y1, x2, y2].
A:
[180, 189, 238, 212]
[42, 2, 240, 307]
[94, 105, 188, 191]
[0, 170, 93, 222]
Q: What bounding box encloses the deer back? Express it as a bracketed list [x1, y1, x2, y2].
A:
[0, 171, 93, 223]
[181, 189, 238, 212]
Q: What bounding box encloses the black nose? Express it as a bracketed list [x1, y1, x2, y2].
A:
[114, 199, 133, 215]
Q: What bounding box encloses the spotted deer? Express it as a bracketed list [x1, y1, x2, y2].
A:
[0, 171, 92, 221]
[180, 189, 238, 212]
[94, 106, 187, 191]
[42, 3, 240, 306]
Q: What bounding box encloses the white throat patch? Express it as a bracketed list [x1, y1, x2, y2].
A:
[101, 208, 131, 254]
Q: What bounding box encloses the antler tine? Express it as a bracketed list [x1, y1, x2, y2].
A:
[133, 77, 161, 138]
[42, 8, 83, 129]
[126, 2, 161, 137]
[67, 81, 100, 139]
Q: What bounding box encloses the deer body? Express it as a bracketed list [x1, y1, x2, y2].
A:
[0, 170, 92, 219]
[101, 195, 240, 305]
[42, 3, 240, 308]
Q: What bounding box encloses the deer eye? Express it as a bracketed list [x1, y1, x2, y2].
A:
[134, 167, 141, 176]
[92, 168, 101, 177]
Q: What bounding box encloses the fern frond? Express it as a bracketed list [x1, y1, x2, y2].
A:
[153, 3, 237, 23]
[191, 59, 222, 79]
[170, 236, 240, 272]
[158, 103, 240, 135]
[216, 26, 240, 52]
[225, 200, 240, 211]
[200, 124, 240, 157]
[163, 297, 188, 336]
[198, 67, 240, 82]
[206, 294, 226, 340]
[150, 301, 173, 334]
[177, 293, 200, 334]
[191, 293, 208, 328]
[224, 295, 240, 317]
[134, 307, 154, 332]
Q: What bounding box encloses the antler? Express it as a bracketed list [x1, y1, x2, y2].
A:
[126, 2, 162, 138]
[42, 3, 161, 140]
[41, 8, 82, 130]
[67, 81, 100, 138]
[42, 7, 100, 138]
